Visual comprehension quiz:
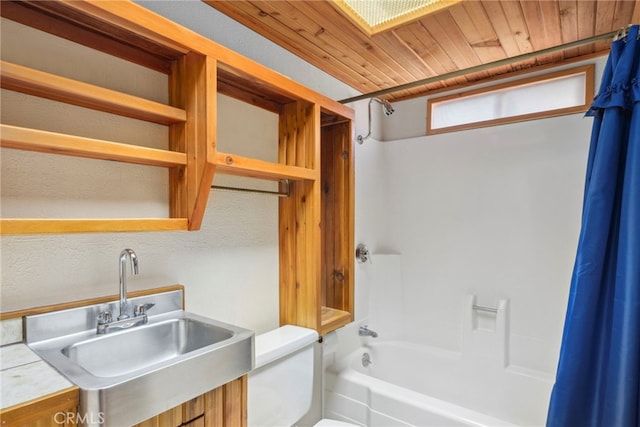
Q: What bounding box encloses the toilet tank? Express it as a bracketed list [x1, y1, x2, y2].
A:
[248, 325, 319, 427]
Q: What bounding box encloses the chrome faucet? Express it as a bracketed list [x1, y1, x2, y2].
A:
[118, 248, 138, 320]
[362, 352, 373, 367]
[359, 325, 378, 338]
[96, 249, 154, 334]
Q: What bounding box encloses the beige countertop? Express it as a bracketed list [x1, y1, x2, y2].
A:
[1, 336, 74, 411]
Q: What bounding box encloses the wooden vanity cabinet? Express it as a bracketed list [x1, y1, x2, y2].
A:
[0, 388, 79, 427]
[0, 1, 354, 334]
[135, 376, 247, 427]
[0, 377, 245, 427]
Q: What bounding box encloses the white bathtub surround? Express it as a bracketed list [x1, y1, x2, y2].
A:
[0, 343, 73, 410]
[325, 341, 552, 426]
[329, 250, 554, 425]
[463, 295, 510, 367]
[363, 254, 404, 341]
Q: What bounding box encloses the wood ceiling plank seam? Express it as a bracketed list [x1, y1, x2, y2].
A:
[286, 1, 416, 87]
[390, 24, 446, 75]
[419, 13, 490, 82]
[611, 0, 639, 31]
[593, 1, 617, 52]
[394, 22, 454, 88]
[559, 0, 581, 58]
[414, 20, 470, 87]
[312, 0, 435, 81]
[403, 21, 458, 75]
[205, 1, 330, 65]
[275, 1, 405, 87]
[374, 31, 443, 82]
[633, 0, 640, 25]
[452, 2, 497, 46]
[207, 1, 374, 93]
[253, 0, 386, 83]
[321, 0, 461, 87]
[480, 0, 530, 59]
[518, 0, 560, 64]
[576, 0, 598, 56]
[517, 1, 545, 50]
[247, 0, 394, 91]
[387, 29, 444, 85]
[449, 2, 507, 64]
[386, 91, 415, 102]
[499, 0, 536, 55]
[540, 0, 566, 62]
[466, 43, 509, 65]
[421, 13, 483, 70]
[209, 1, 355, 75]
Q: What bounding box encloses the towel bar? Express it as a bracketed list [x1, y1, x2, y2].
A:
[472, 304, 498, 314]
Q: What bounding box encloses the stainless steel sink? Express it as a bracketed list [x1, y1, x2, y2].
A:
[26, 290, 254, 427]
[61, 317, 234, 378]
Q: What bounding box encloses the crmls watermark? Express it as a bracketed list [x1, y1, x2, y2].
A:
[54, 411, 105, 425]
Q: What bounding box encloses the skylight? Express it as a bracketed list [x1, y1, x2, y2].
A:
[332, 0, 461, 35]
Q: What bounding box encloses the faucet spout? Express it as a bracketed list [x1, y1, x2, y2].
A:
[359, 325, 378, 338]
[118, 248, 138, 320]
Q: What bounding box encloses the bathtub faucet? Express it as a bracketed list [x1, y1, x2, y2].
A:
[359, 325, 378, 338]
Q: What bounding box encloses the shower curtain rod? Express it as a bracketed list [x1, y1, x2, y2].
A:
[338, 29, 620, 104]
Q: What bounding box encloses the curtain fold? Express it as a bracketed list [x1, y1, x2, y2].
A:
[547, 25, 640, 427]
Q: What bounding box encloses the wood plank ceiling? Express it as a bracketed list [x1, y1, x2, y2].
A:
[204, 0, 640, 102]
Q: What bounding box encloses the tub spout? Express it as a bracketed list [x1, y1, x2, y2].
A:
[359, 325, 378, 338]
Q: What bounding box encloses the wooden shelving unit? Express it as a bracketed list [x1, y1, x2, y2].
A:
[0, 0, 354, 334]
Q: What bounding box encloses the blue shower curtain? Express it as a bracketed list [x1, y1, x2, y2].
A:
[546, 25, 640, 427]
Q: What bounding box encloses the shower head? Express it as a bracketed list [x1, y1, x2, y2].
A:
[372, 97, 395, 116]
[381, 99, 395, 116]
[356, 97, 396, 144]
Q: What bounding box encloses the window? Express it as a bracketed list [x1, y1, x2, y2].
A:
[427, 64, 594, 135]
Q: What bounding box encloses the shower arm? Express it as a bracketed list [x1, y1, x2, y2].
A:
[357, 98, 394, 144]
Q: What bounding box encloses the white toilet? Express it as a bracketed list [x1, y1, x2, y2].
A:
[248, 325, 357, 427]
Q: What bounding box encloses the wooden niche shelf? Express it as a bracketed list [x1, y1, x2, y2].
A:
[0, 0, 354, 334]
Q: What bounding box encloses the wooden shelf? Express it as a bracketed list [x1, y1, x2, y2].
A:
[0, 219, 189, 235]
[320, 306, 353, 336]
[0, 125, 187, 167]
[0, 61, 187, 125]
[215, 152, 318, 181]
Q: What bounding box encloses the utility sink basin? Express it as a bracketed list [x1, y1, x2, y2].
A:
[26, 290, 254, 427]
[61, 317, 234, 378]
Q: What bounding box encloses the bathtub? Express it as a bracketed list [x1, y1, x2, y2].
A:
[325, 341, 553, 426]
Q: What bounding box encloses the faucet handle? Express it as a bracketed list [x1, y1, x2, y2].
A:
[134, 303, 155, 317]
[98, 311, 112, 325]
